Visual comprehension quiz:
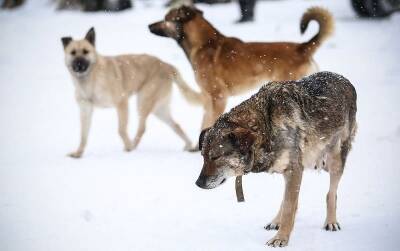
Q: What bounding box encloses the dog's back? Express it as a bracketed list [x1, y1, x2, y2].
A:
[255, 71, 357, 170]
[297, 72, 357, 136]
[98, 54, 173, 93]
[256, 71, 356, 133]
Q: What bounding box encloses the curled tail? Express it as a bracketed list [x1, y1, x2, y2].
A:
[172, 69, 203, 106]
[300, 7, 334, 55]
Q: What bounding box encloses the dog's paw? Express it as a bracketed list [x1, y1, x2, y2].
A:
[68, 151, 82, 159]
[183, 144, 193, 152]
[266, 235, 289, 248]
[187, 146, 200, 152]
[131, 140, 140, 151]
[124, 144, 134, 152]
[185, 142, 200, 152]
[264, 222, 280, 231]
[324, 222, 341, 231]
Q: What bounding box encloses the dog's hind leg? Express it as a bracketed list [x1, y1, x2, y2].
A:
[324, 138, 350, 231]
[132, 94, 155, 150]
[324, 138, 351, 231]
[324, 157, 343, 231]
[325, 169, 342, 231]
[132, 112, 149, 150]
[154, 101, 193, 151]
[117, 100, 133, 152]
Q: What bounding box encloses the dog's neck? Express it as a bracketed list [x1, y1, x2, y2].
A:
[225, 103, 273, 173]
[179, 16, 224, 62]
[228, 98, 277, 174]
[70, 55, 104, 96]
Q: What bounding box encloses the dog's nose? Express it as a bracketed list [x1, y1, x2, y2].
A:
[148, 22, 161, 31]
[148, 22, 168, 37]
[148, 23, 157, 32]
[195, 176, 207, 189]
[72, 58, 89, 73]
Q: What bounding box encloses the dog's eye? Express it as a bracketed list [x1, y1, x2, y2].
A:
[210, 153, 221, 161]
[83, 49, 89, 55]
[71, 50, 76, 56]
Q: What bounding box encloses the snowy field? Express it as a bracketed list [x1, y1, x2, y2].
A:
[0, 0, 400, 250]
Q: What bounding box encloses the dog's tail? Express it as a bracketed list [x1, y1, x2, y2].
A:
[300, 7, 334, 55]
[172, 69, 203, 106]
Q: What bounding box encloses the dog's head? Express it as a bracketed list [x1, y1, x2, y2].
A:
[195, 124, 256, 189]
[148, 5, 203, 42]
[61, 27, 97, 78]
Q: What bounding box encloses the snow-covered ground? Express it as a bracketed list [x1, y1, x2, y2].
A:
[0, 0, 399, 250]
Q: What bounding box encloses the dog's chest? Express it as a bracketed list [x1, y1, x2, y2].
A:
[76, 82, 115, 107]
[264, 138, 331, 173]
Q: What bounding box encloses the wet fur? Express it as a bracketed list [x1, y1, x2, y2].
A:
[196, 71, 357, 247]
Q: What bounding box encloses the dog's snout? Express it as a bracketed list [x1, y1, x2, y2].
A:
[148, 22, 168, 37]
[195, 175, 207, 189]
[148, 22, 157, 31]
[72, 57, 89, 73]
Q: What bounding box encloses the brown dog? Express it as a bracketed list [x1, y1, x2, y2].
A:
[149, 6, 334, 131]
[62, 28, 202, 158]
[195, 72, 357, 247]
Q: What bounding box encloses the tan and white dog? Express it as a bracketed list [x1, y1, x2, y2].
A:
[62, 27, 202, 158]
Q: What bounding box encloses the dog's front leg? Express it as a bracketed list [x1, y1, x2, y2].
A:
[69, 101, 93, 158]
[117, 100, 133, 152]
[189, 93, 227, 151]
[267, 166, 303, 247]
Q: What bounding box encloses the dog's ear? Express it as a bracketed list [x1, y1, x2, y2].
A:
[61, 37, 72, 49]
[228, 127, 256, 153]
[175, 5, 201, 22]
[85, 27, 95, 46]
[199, 128, 211, 151]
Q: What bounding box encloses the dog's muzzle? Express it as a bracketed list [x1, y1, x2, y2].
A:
[148, 22, 168, 37]
[72, 57, 90, 73]
[196, 175, 226, 189]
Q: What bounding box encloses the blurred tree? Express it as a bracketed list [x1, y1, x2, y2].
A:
[165, 0, 193, 8]
[56, 0, 81, 10]
[56, 0, 132, 11]
[165, 0, 231, 8]
[1, 0, 25, 8]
